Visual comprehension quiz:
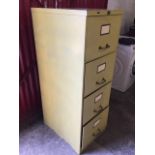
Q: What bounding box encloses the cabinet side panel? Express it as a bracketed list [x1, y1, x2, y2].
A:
[32, 9, 86, 153]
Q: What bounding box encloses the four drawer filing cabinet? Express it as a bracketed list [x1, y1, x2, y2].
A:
[32, 8, 123, 154]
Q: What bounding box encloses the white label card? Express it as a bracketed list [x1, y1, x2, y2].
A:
[97, 63, 106, 72]
[93, 119, 101, 127]
[95, 93, 103, 103]
[101, 24, 110, 35]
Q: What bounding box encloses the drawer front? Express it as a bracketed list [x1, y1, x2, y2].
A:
[84, 53, 116, 97]
[83, 83, 111, 125]
[82, 108, 109, 150]
[85, 15, 122, 62]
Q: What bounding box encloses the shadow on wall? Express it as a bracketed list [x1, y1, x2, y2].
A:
[108, 0, 135, 34]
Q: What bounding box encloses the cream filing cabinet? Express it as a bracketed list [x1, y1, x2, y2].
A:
[32, 8, 123, 154]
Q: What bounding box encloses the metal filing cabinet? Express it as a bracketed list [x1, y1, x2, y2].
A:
[32, 8, 122, 154]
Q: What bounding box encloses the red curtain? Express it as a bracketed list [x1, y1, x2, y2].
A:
[19, 0, 108, 128]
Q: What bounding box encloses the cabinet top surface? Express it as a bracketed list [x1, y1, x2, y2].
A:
[31, 8, 123, 16]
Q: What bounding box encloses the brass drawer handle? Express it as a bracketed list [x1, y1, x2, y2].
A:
[93, 105, 103, 113]
[92, 128, 102, 137]
[98, 44, 110, 51]
[97, 128, 102, 132]
[96, 78, 106, 85]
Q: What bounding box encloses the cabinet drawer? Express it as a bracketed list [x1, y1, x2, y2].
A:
[83, 83, 111, 125]
[84, 53, 116, 97]
[85, 15, 122, 62]
[82, 108, 109, 150]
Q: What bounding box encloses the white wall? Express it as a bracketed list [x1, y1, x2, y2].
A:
[108, 0, 135, 34]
